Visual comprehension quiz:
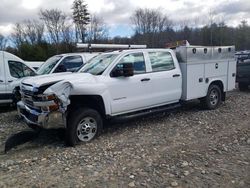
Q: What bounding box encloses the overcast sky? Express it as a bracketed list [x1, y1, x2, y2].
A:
[0, 0, 250, 37]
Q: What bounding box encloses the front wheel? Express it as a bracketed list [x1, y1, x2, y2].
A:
[201, 84, 222, 110]
[66, 108, 103, 146]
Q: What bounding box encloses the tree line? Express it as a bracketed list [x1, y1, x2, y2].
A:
[0, 0, 250, 61]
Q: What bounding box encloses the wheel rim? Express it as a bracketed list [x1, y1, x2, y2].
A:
[76, 117, 97, 142]
[209, 89, 219, 106]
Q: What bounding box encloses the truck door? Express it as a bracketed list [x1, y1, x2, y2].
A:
[146, 51, 182, 105]
[0, 52, 7, 101]
[107, 52, 153, 114]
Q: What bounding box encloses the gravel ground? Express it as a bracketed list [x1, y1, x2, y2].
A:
[0, 89, 249, 188]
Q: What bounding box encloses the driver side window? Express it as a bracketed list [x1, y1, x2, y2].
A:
[117, 53, 146, 75]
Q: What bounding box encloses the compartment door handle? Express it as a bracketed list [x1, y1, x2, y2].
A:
[141, 78, 150, 82]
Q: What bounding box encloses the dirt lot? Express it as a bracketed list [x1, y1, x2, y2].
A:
[0, 89, 249, 188]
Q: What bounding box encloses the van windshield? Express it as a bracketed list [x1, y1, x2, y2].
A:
[37, 56, 62, 75]
[80, 54, 118, 75]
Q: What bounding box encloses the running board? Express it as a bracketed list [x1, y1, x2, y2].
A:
[110, 103, 181, 123]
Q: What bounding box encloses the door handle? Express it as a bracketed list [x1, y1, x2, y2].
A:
[173, 74, 180, 77]
[0, 80, 4, 83]
[141, 78, 150, 82]
[8, 80, 13, 83]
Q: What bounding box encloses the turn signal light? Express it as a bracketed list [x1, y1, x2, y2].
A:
[49, 104, 59, 111]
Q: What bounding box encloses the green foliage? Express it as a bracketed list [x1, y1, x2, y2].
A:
[72, 0, 90, 42]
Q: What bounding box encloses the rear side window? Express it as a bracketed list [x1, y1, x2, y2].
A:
[119, 53, 146, 74]
[148, 51, 175, 72]
[59, 56, 83, 72]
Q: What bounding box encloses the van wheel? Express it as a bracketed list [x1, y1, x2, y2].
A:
[201, 84, 222, 110]
[238, 82, 248, 91]
[66, 108, 103, 146]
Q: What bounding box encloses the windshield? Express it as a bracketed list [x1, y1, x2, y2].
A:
[80, 54, 118, 75]
[37, 56, 62, 75]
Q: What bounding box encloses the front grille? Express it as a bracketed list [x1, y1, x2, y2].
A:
[22, 89, 34, 96]
[21, 84, 42, 112]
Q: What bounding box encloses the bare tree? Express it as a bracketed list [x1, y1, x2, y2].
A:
[72, 0, 90, 42]
[11, 23, 26, 47]
[0, 34, 7, 50]
[40, 9, 66, 51]
[87, 15, 109, 43]
[131, 8, 173, 47]
[23, 20, 44, 44]
[131, 8, 172, 35]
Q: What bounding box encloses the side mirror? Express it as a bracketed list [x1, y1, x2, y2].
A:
[111, 63, 134, 77]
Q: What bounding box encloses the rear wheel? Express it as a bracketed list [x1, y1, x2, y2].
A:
[66, 108, 103, 146]
[201, 84, 222, 110]
[238, 82, 248, 91]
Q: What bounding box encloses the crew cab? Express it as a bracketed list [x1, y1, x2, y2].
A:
[0, 51, 36, 105]
[17, 46, 236, 146]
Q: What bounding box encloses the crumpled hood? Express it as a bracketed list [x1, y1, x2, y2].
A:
[22, 72, 97, 88]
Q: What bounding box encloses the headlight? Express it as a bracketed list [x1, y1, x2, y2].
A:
[34, 94, 59, 111]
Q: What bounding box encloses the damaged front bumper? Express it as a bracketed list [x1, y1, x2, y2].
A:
[17, 101, 66, 129]
[18, 81, 72, 129]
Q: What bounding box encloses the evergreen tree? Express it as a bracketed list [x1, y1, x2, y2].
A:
[72, 0, 90, 43]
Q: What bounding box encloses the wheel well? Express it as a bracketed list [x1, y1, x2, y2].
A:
[68, 95, 106, 117]
[210, 80, 226, 101]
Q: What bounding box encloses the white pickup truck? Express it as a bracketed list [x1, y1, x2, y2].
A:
[17, 46, 236, 146]
[0, 51, 36, 104]
[36, 53, 98, 75]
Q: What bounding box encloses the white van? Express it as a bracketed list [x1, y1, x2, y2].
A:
[0, 51, 36, 104]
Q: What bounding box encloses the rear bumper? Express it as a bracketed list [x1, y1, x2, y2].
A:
[17, 101, 65, 129]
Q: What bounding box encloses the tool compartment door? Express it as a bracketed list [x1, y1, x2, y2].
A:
[227, 60, 236, 91]
[180, 63, 206, 100]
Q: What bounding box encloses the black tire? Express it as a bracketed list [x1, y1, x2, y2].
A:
[238, 82, 248, 91]
[201, 84, 222, 110]
[66, 108, 103, 146]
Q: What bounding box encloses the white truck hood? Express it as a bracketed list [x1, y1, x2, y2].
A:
[22, 72, 96, 88]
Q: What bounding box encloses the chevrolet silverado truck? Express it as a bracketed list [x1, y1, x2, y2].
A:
[17, 46, 236, 146]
